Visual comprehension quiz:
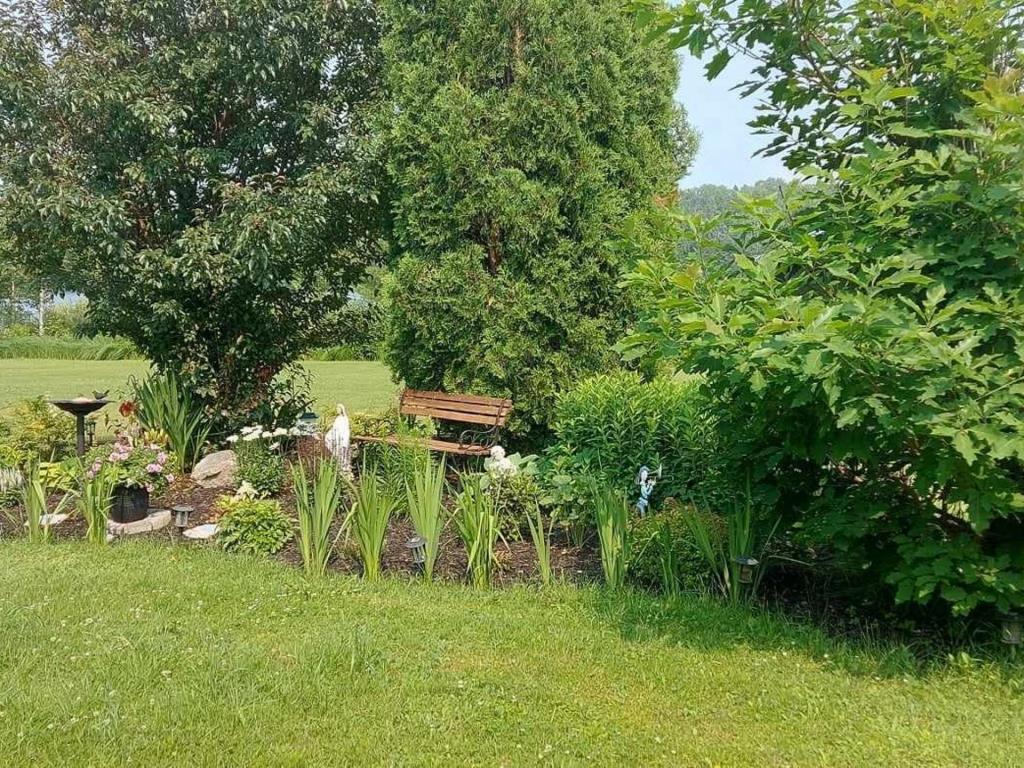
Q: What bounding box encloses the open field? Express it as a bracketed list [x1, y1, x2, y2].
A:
[0, 542, 1020, 767]
[0, 359, 398, 415]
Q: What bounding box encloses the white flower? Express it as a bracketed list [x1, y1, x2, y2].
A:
[489, 445, 506, 461]
[261, 431, 273, 439]
[288, 427, 302, 437]
[226, 435, 240, 444]
[240, 426, 258, 435]
[242, 432, 261, 442]
[272, 427, 288, 437]
[233, 481, 258, 501]
[269, 442, 280, 451]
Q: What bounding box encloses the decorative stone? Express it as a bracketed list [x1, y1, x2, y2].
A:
[31, 513, 69, 528]
[182, 523, 219, 540]
[107, 509, 171, 536]
[190, 450, 238, 489]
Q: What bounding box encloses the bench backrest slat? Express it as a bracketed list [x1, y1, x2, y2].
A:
[400, 389, 512, 427]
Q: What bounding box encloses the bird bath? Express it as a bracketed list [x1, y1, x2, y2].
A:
[49, 398, 110, 456]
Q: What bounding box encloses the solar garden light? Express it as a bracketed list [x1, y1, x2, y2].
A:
[734, 556, 760, 585]
[1001, 613, 1022, 648]
[85, 418, 97, 449]
[173, 505, 194, 531]
[297, 411, 320, 437]
[406, 535, 427, 569]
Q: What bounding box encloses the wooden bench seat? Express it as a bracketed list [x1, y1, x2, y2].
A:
[353, 389, 512, 457]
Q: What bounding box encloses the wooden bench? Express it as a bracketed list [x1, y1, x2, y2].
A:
[353, 389, 513, 457]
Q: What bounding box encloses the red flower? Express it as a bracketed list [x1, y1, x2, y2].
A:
[119, 400, 137, 418]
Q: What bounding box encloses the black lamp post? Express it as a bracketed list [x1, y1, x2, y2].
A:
[406, 535, 427, 569]
[734, 556, 760, 585]
[173, 505, 194, 531]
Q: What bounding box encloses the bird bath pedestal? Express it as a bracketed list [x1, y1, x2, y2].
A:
[49, 398, 110, 456]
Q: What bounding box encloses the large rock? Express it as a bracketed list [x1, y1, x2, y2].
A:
[190, 450, 238, 489]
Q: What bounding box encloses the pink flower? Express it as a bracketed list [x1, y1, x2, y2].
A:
[145, 484, 154, 493]
[166, 474, 175, 484]
[157, 452, 168, 464]
[145, 463, 162, 474]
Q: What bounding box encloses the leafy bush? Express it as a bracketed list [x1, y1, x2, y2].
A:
[379, 0, 693, 442]
[216, 495, 293, 556]
[550, 372, 724, 506]
[629, 500, 721, 593]
[2, 0, 383, 416]
[627, 0, 1024, 617]
[0, 397, 76, 463]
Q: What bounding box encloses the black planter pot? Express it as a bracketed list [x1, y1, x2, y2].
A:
[111, 486, 150, 524]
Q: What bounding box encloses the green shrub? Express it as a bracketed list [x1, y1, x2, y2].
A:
[624, 0, 1024, 618]
[0, 397, 76, 463]
[629, 500, 721, 593]
[216, 496, 292, 556]
[379, 0, 693, 443]
[550, 372, 724, 507]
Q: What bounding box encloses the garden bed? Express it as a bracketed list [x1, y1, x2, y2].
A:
[1, 476, 602, 587]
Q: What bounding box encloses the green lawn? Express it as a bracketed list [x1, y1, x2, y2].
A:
[0, 543, 1019, 766]
[0, 359, 398, 416]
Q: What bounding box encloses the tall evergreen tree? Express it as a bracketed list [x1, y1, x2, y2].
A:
[379, 0, 694, 440]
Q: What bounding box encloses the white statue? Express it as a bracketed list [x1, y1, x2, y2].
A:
[324, 404, 352, 474]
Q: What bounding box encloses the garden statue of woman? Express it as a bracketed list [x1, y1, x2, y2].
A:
[325, 404, 352, 475]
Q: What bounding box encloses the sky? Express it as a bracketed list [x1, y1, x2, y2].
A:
[675, 54, 791, 189]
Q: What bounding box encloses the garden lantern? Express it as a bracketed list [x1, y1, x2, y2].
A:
[734, 556, 760, 585]
[1001, 613, 1022, 647]
[405, 536, 427, 569]
[173, 505, 194, 531]
[297, 411, 320, 437]
[85, 418, 97, 448]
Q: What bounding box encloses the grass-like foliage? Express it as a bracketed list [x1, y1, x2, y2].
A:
[454, 475, 500, 589]
[0, 336, 139, 360]
[347, 467, 399, 582]
[17, 459, 70, 543]
[405, 455, 446, 581]
[133, 371, 212, 473]
[525, 502, 555, 586]
[292, 460, 346, 578]
[591, 482, 630, 589]
[77, 466, 114, 545]
[686, 491, 779, 603]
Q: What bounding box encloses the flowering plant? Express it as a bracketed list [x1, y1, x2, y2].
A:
[480, 446, 542, 537]
[224, 424, 300, 497]
[85, 435, 175, 495]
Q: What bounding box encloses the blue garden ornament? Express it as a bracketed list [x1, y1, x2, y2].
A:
[635, 465, 662, 517]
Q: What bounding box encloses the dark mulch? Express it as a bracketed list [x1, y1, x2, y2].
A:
[4, 477, 602, 587]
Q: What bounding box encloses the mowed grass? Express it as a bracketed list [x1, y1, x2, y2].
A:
[0, 543, 1020, 767]
[0, 359, 398, 415]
